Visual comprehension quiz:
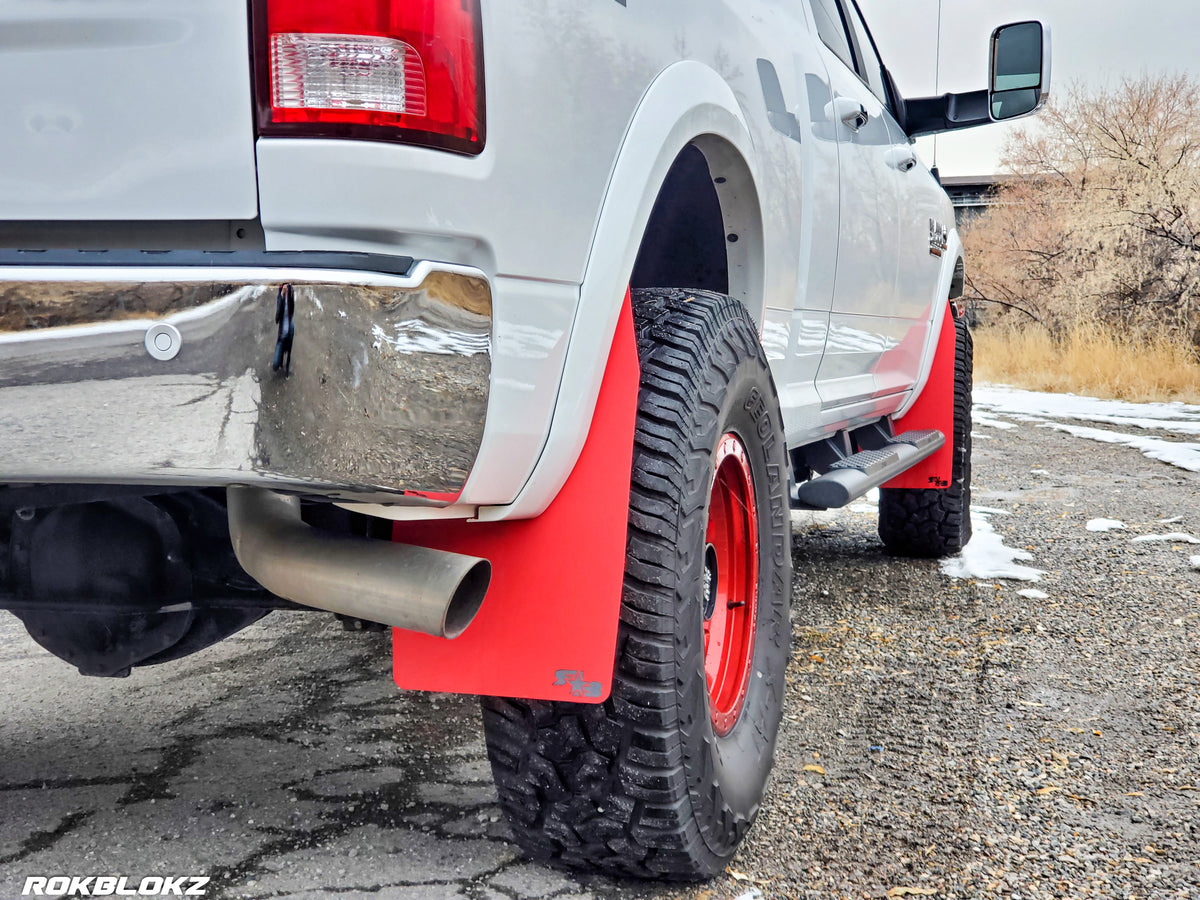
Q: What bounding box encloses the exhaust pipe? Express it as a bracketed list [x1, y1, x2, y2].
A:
[226, 487, 489, 638]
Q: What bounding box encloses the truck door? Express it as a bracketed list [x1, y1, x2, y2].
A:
[841, 0, 938, 398]
[805, 0, 904, 418]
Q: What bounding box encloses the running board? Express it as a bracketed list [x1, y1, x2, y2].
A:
[792, 429, 945, 510]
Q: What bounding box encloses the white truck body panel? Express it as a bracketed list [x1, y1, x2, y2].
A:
[0, 0, 259, 220]
[0, 0, 974, 516]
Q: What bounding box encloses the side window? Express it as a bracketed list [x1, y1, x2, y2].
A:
[842, 0, 889, 106]
[807, 0, 856, 72]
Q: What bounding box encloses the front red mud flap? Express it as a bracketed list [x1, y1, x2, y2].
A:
[883, 305, 957, 490]
[391, 297, 639, 703]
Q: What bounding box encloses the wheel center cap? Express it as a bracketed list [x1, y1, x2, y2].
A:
[702, 542, 718, 621]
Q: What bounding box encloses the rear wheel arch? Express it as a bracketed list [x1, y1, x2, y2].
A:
[690, 133, 765, 327]
[950, 255, 966, 301]
[489, 62, 766, 519]
[631, 137, 766, 328]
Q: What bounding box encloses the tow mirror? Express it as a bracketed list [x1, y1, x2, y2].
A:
[898, 19, 1051, 137]
[990, 22, 1048, 121]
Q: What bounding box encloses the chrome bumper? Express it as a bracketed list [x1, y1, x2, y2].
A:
[0, 256, 490, 504]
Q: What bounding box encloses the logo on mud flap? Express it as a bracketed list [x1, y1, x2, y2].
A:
[552, 669, 603, 698]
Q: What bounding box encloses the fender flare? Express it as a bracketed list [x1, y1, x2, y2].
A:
[480, 60, 763, 521]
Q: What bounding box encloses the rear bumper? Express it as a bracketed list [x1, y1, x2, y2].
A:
[0, 252, 491, 505]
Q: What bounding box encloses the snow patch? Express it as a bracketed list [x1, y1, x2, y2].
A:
[1131, 532, 1200, 544]
[974, 386, 1200, 473]
[971, 506, 1011, 516]
[1159, 516, 1184, 524]
[848, 488, 880, 514]
[1018, 588, 1050, 600]
[1086, 518, 1126, 532]
[844, 487, 883, 513]
[1191, 555, 1200, 571]
[975, 386, 1200, 434]
[972, 410, 1018, 430]
[1040, 422, 1200, 473]
[940, 512, 1045, 583]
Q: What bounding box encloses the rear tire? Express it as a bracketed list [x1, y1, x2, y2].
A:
[481, 288, 792, 879]
[877, 313, 973, 558]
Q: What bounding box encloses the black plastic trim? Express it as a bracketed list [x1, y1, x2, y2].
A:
[0, 249, 416, 277]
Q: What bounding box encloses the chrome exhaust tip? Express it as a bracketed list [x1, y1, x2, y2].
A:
[226, 487, 489, 638]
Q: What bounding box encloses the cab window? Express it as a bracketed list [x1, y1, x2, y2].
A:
[843, 0, 890, 106]
[807, 0, 856, 72]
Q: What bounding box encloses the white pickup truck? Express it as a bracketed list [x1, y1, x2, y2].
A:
[0, 0, 1048, 880]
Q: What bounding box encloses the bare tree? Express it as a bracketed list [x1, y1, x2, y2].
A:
[963, 74, 1200, 347]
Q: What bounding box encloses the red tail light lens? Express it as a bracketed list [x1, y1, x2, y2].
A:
[255, 0, 484, 155]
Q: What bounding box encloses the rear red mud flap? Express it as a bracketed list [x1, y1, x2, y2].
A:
[883, 304, 957, 490]
[391, 297, 639, 703]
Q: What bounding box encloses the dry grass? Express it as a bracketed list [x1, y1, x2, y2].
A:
[973, 323, 1200, 403]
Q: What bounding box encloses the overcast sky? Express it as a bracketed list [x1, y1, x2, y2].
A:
[856, 0, 1200, 175]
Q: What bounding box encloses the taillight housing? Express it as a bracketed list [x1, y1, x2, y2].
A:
[254, 0, 484, 155]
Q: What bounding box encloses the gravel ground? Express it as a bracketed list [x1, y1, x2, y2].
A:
[657, 410, 1200, 900]
[1, 404, 1197, 900]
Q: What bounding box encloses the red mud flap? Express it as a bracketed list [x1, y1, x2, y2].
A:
[391, 296, 639, 703]
[883, 305, 957, 490]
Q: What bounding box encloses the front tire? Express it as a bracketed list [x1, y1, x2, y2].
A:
[481, 288, 792, 879]
[877, 313, 973, 557]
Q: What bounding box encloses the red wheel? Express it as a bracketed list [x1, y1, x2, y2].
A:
[702, 432, 759, 735]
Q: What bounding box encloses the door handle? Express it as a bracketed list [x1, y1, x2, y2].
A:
[826, 97, 869, 132]
[886, 146, 918, 172]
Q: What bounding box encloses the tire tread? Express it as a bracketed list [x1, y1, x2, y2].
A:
[877, 314, 974, 558]
[481, 288, 787, 879]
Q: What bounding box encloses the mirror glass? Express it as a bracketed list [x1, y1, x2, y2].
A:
[991, 22, 1043, 120]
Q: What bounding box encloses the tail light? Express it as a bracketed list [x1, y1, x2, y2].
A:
[254, 0, 484, 155]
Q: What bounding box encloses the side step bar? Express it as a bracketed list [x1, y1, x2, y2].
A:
[792, 429, 945, 510]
